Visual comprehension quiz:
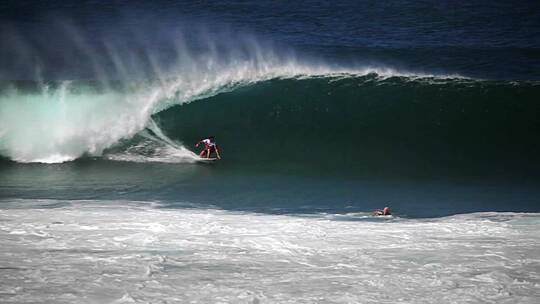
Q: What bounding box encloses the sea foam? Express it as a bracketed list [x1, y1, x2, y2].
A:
[0, 199, 539, 303]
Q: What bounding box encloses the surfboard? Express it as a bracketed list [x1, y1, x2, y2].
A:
[196, 157, 218, 162]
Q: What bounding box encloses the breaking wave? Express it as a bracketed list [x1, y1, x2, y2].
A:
[0, 53, 457, 164]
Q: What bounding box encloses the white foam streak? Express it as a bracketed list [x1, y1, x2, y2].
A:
[105, 120, 200, 163]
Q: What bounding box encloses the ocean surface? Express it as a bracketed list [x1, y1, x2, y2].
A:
[1, 1, 540, 303]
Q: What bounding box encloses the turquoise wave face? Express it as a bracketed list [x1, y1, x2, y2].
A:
[155, 76, 540, 178]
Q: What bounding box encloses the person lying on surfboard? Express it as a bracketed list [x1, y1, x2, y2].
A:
[195, 136, 221, 159]
[373, 207, 391, 216]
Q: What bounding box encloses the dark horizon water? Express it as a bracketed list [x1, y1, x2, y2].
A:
[1, 2, 540, 302]
[1, 0, 540, 81]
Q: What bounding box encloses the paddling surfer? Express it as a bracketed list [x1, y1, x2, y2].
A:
[196, 136, 221, 159]
[373, 207, 391, 216]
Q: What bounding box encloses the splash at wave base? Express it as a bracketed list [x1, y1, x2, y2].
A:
[0, 200, 539, 303]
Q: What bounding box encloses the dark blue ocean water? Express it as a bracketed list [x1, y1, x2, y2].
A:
[1, 0, 539, 80]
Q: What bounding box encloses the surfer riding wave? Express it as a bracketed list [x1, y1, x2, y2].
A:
[196, 136, 221, 159]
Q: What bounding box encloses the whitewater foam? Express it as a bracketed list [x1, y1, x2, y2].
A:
[0, 199, 539, 303]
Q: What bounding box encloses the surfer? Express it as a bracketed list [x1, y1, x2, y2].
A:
[196, 136, 221, 159]
[373, 207, 391, 216]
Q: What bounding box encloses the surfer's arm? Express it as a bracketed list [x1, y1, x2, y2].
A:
[215, 146, 221, 159]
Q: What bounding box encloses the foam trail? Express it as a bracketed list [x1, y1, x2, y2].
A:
[105, 119, 200, 163]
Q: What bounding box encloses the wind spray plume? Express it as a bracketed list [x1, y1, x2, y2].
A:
[0, 17, 329, 163]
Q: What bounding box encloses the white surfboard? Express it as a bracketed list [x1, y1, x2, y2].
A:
[196, 157, 218, 162]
